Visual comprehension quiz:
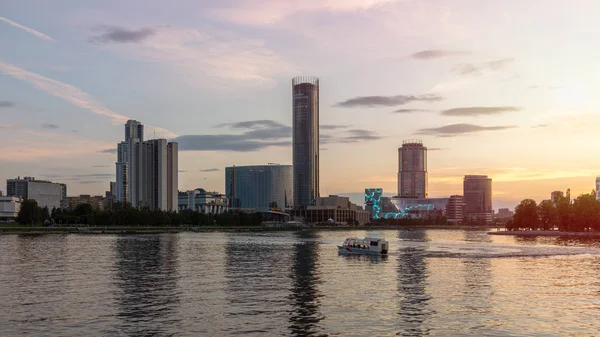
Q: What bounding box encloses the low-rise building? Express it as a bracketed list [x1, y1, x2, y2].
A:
[496, 208, 514, 219]
[67, 195, 105, 211]
[6, 177, 66, 210]
[0, 196, 21, 220]
[292, 195, 370, 225]
[178, 189, 228, 214]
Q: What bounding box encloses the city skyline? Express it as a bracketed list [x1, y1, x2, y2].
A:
[2, 1, 600, 211]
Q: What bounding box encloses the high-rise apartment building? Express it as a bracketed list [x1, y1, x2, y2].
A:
[463, 175, 492, 223]
[115, 119, 142, 203]
[596, 177, 600, 200]
[6, 177, 66, 210]
[115, 120, 178, 211]
[292, 76, 319, 208]
[397, 140, 428, 198]
[226, 164, 293, 212]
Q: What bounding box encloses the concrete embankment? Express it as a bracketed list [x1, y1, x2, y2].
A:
[0, 224, 501, 235]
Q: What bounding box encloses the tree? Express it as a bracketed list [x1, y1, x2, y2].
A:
[572, 191, 600, 231]
[538, 200, 557, 230]
[74, 203, 94, 217]
[513, 199, 538, 230]
[16, 199, 42, 225]
[41, 206, 50, 221]
[555, 189, 572, 231]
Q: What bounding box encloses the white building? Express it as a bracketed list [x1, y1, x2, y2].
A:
[6, 177, 65, 210]
[178, 189, 228, 214]
[596, 177, 600, 201]
[115, 141, 129, 202]
[115, 120, 178, 211]
[0, 196, 21, 220]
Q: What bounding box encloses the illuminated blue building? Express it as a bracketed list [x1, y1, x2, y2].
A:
[365, 190, 448, 219]
[365, 188, 383, 218]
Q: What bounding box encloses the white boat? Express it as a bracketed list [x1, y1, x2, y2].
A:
[338, 237, 389, 255]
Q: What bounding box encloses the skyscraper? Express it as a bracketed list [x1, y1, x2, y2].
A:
[397, 140, 428, 198]
[115, 119, 143, 203]
[292, 76, 319, 208]
[596, 177, 600, 200]
[463, 175, 492, 223]
[115, 120, 178, 211]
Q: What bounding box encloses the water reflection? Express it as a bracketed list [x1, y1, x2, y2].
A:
[397, 230, 432, 336]
[461, 231, 493, 327]
[113, 235, 181, 336]
[288, 231, 324, 337]
[223, 233, 291, 334]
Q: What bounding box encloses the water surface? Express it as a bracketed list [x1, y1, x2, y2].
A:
[1, 230, 599, 336]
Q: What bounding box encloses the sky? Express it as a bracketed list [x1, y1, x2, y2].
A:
[2, 0, 600, 210]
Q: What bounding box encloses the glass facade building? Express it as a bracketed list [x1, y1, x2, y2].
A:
[225, 165, 293, 212]
[292, 76, 319, 208]
[463, 175, 493, 223]
[398, 140, 428, 198]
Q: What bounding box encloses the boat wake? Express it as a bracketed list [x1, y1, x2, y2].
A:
[397, 241, 600, 259]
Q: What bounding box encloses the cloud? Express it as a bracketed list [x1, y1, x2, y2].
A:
[178, 170, 186, 173]
[0, 60, 176, 137]
[428, 147, 447, 151]
[92, 165, 110, 168]
[441, 106, 521, 116]
[41, 123, 59, 129]
[89, 25, 294, 88]
[208, 1, 392, 26]
[216, 120, 292, 140]
[176, 135, 291, 152]
[416, 123, 517, 137]
[410, 50, 470, 60]
[392, 108, 431, 113]
[199, 168, 219, 172]
[453, 58, 514, 76]
[338, 129, 383, 143]
[335, 94, 443, 108]
[320, 124, 351, 130]
[531, 124, 548, 128]
[0, 17, 54, 41]
[176, 119, 380, 151]
[0, 100, 15, 108]
[528, 85, 562, 90]
[100, 148, 117, 154]
[89, 26, 156, 43]
[76, 173, 113, 178]
[217, 120, 282, 129]
[72, 129, 78, 133]
[79, 181, 103, 185]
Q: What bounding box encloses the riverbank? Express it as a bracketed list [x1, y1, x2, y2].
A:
[0, 224, 502, 235]
[488, 230, 600, 237]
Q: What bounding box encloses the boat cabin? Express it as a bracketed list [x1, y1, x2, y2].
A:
[341, 237, 388, 254]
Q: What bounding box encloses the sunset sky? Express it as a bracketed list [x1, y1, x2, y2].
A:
[2, 0, 600, 210]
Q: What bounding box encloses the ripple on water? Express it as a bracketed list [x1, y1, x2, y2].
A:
[0, 230, 599, 336]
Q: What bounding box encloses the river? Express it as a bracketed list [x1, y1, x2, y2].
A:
[1, 229, 599, 336]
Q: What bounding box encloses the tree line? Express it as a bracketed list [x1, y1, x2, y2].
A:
[16, 200, 264, 227]
[507, 189, 600, 231]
